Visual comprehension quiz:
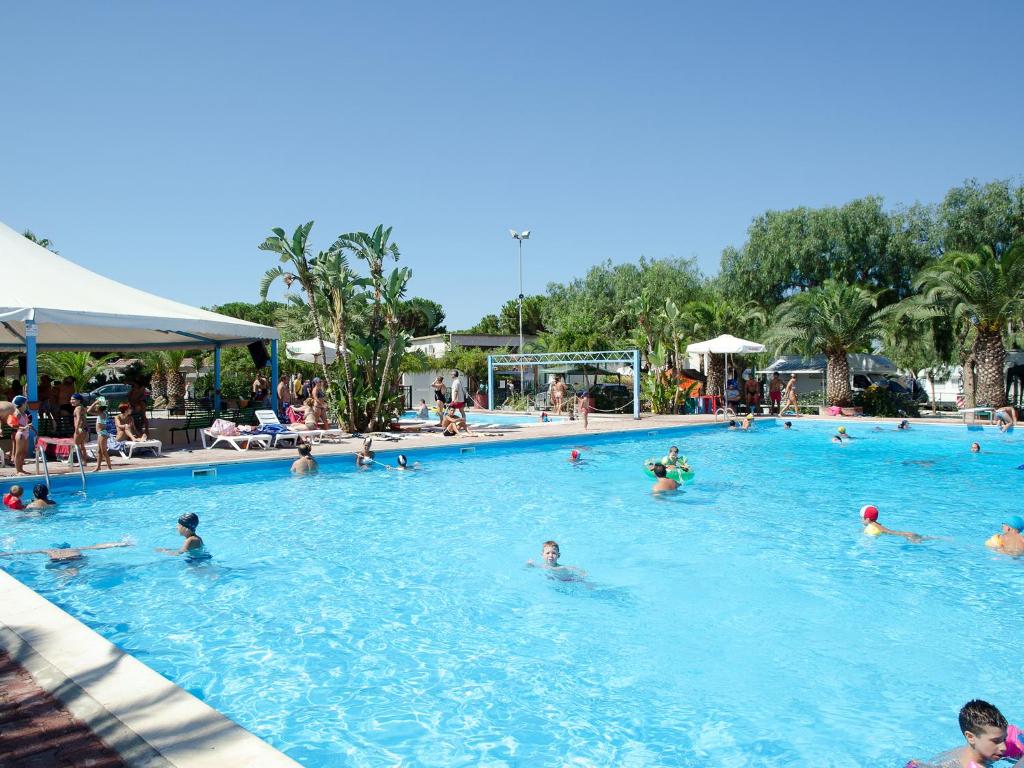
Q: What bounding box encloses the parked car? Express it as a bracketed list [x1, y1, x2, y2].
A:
[852, 374, 927, 403]
[88, 383, 131, 406]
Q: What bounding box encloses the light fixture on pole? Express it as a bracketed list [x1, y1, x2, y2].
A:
[509, 229, 530, 393]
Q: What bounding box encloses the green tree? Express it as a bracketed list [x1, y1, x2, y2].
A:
[209, 300, 286, 327]
[911, 244, 1024, 408]
[466, 314, 501, 334]
[399, 297, 446, 337]
[259, 222, 333, 386]
[498, 296, 546, 336]
[768, 280, 882, 406]
[39, 352, 114, 392]
[938, 178, 1024, 256]
[682, 294, 765, 397]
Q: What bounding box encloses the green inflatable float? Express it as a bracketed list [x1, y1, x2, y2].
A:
[643, 457, 694, 483]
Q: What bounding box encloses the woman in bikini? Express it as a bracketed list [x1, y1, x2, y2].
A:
[115, 403, 140, 442]
[8, 395, 32, 475]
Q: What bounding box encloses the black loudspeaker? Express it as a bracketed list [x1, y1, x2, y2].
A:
[18, 355, 27, 377]
[247, 341, 270, 369]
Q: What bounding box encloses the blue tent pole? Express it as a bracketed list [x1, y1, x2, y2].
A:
[270, 339, 279, 413]
[213, 344, 222, 413]
[632, 348, 641, 420]
[487, 356, 494, 410]
[26, 320, 39, 453]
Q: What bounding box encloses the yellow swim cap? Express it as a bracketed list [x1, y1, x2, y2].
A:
[838, 426, 846, 434]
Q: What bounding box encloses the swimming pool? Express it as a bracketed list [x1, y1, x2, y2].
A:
[2, 421, 1023, 766]
[402, 410, 563, 426]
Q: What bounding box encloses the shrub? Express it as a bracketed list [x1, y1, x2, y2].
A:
[852, 385, 920, 417]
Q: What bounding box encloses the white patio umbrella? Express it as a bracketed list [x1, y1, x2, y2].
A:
[685, 334, 766, 399]
[285, 338, 341, 365]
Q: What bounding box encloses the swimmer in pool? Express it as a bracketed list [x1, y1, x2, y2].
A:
[651, 463, 679, 493]
[831, 435, 844, 444]
[355, 437, 375, 468]
[291, 444, 318, 474]
[740, 414, 754, 431]
[25, 484, 57, 509]
[905, 699, 1023, 768]
[971, 442, 981, 453]
[860, 505, 922, 543]
[0, 541, 130, 562]
[897, 419, 910, 430]
[156, 512, 204, 556]
[985, 515, 1024, 556]
[783, 421, 792, 429]
[568, 449, 582, 464]
[727, 419, 738, 430]
[526, 540, 587, 581]
[386, 454, 418, 471]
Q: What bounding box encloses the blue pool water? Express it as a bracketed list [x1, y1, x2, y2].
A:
[402, 410, 563, 426]
[3, 421, 1024, 767]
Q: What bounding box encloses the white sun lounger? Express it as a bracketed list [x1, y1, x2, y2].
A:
[253, 410, 303, 447]
[258, 409, 345, 444]
[200, 429, 272, 451]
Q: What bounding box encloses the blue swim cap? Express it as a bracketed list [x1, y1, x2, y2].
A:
[11, 395, 26, 406]
[1005, 515, 1024, 532]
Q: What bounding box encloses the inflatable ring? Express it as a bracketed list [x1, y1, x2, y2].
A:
[643, 459, 694, 483]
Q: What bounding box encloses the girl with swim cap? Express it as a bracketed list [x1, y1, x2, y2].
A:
[860, 505, 922, 542]
[157, 513, 205, 556]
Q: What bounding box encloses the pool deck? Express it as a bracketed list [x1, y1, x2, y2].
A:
[0, 409, 999, 767]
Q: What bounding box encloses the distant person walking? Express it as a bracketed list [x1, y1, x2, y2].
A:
[768, 372, 783, 415]
[432, 376, 447, 424]
[549, 375, 568, 415]
[449, 370, 466, 420]
[782, 373, 798, 414]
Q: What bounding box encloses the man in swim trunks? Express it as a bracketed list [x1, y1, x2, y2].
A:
[449, 370, 466, 420]
[651, 463, 678, 493]
[768, 372, 783, 414]
[549, 375, 567, 415]
[291, 444, 318, 474]
[743, 376, 761, 412]
[985, 515, 1024, 556]
[905, 699, 1022, 768]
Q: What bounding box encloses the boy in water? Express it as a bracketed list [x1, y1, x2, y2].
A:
[906, 699, 1022, 768]
[156, 512, 204, 556]
[661, 446, 690, 472]
[860, 505, 923, 543]
[651, 463, 678, 493]
[971, 442, 981, 453]
[291, 444, 318, 474]
[3, 484, 25, 510]
[526, 540, 586, 581]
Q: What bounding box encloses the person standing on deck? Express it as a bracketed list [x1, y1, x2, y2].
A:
[449, 370, 466, 420]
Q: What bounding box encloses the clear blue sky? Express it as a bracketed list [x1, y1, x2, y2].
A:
[3, 2, 1022, 330]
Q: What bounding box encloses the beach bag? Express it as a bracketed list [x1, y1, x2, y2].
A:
[209, 418, 240, 436]
[828, 406, 842, 416]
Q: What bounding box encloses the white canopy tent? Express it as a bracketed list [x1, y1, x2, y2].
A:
[685, 334, 766, 400]
[0, 220, 280, 415]
[286, 338, 341, 365]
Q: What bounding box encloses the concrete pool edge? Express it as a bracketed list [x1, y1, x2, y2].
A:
[0, 570, 301, 768]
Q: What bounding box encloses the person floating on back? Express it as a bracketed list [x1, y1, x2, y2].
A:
[292, 444, 318, 474]
[985, 515, 1024, 556]
[651, 463, 678, 493]
[905, 699, 1023, 768]
[860, 505, 922, 543]
[156, 512, 204, 556]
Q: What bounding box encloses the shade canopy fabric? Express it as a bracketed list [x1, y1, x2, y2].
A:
[286, 338, 340, 364]
[686, 334, 766, 355]
[0, 221, 278, 350]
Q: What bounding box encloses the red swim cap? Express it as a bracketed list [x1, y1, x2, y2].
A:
[860, 504, 879, 522]
[570, 450, 579, 460]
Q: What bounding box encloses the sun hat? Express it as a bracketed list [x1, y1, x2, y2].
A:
[1004, 515, 1024, 532]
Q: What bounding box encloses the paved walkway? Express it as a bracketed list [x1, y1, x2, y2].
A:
[0, 650, 126, 767]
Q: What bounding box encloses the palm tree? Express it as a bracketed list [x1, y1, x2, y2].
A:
[333, 225, 400, 377]
[369, 267, 412, 429]
[140, 352, 168, 404]
[39, 352, 113, 392]
[683, 295, 765, 397]
[162, 350, 189, 409]
[259, 222, 332, 387]
[311, 250, 371, 429]
[911, 244, 1024, 408]
[22, 230, 58, 253]
[769, 280, 882, 406]
[614, 290, 660, 368]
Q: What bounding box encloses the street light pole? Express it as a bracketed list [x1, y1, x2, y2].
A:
[509, 229, 530, 395]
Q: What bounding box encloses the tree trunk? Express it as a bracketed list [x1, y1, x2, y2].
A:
[975, 327, 1007, 407]
[826, 352, 851, 406]
[149, 371, 167, 404]
[961, 348, 977, 409]
[369, 332, 398, 431]
[333, 308, 357, 431]
[706, 355, 724, 399]
[301, 278, 332, 389]
[166, 371, 185, 409]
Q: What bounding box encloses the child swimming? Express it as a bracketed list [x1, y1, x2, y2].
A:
[860, 505, 923, 543]
[3, 485, 25, 510]
[985, 515, 1024, 556]
[156, 512, 204, 556]
[526, 540, 587, 581]
[905, 699, 1023, 768]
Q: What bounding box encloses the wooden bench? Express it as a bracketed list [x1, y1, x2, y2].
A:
[169, 409, 219, 444]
